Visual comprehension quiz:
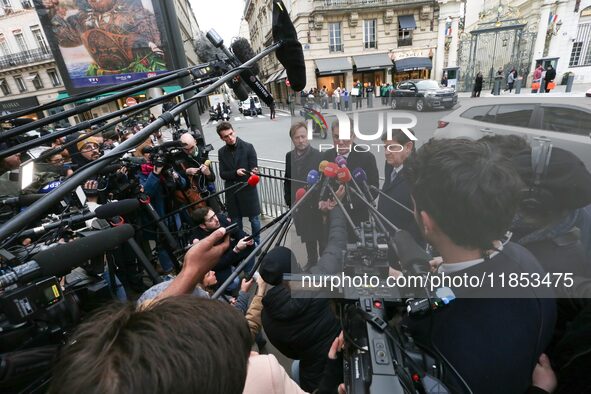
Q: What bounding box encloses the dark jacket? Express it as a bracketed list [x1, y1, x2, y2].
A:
[218, 138, 261, 218]
[323, 147, 379, 225]
[377, 165, 423, 245]
[262, 285, 340, 392]
[474, 75, 483, 90]
[404, 243, 556, 394]
[545, 68, 556, 82]
[284, 146, 324, 241]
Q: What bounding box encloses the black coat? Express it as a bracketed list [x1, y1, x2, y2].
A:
[323, 147, 379, 225]
[474, 75, 483, 90]
[218, 138, 261, 218]
[545, 68, 556, 82]
[284, 146, 324, 241]
[377, 165, 423, 245]
[262, 285, 341, 392]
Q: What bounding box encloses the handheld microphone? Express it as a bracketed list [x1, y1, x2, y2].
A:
[318, 160, 329, 173]
[295, 188, 306, 203]
[336, 167, 352, 184]
[272, 0, 306, 91]
[0, 194, 45, 207]
[204, 159, 212, 167]
[234, 174, 260, 194]
[320, 162, 339, 199]
[19, 199, 140, 238]
[0, 224, 135, 290]
[307, 169, 320, 186]
[335, 155, 347, 168]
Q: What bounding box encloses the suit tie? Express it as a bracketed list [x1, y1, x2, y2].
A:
[390, 169, 398, 184]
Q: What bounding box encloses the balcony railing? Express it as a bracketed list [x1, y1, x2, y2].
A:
[0, 48, 53, 70]
[319, 0, 426, 8]
[329, 44, 344, 52]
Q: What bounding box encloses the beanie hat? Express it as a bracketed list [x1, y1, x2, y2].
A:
[259, 246, 299, 285]
[77, 136, 100, 152]
[512, 147, 591, 210]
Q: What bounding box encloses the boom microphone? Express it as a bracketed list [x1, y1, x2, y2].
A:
[272, 0, 306, 91]
[230, 38, 260, 77]
[0, 194, 45, 207]
[336, 167, 352, 183]
[307, 169, 320, 186]
[228, 76, 250, 101]
[0, 224, 135, 289]
[335, 155, 347, 168]
[295, 188, 306, 203]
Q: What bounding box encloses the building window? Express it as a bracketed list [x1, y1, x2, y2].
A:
[569, 8, 591, 67]
[0, 34, 10, 56]
[30, 72, 43, 89]
[47, 68, 61, 86]
[398, 28, 412, 47]
[13, 31, 28, 52]
[363, 19, 377, 49]
[329, 22, 343, 52]
[1, 0, 12, 14]
[14, 75, 27, 92]
[20, 0, 32, 8]
[0, 79, 10, 95]
[30, 26, 50, 54]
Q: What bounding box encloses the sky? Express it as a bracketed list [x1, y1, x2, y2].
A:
[189, 0, 246, 45]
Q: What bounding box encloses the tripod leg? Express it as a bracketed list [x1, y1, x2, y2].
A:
[127, 238, 163, 284]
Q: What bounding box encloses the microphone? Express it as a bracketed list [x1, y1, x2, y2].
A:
[272, 0, 306, 91]
[295, 188, 306, 203]
[320, 162, 339, 199]
[0, 224, 135, 290]
[352, 167, 374, 201]
[335, 155, 347, 168]
[19, 199, 140, 238]
[318, 160, 329, 173]
[307, 169, 320, 186]
[227, 76, 250, 102]
[234, 174, 260, 194]
[336, 167, 352, 184]
[204, 159, 212, 167]
[230, 38, 274, 107]
[0, 194, 45, 207]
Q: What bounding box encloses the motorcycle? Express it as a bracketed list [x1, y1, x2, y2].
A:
[299, 103, 328, 139]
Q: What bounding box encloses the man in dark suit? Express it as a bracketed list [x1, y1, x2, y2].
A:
[217, 122, 261, 243]
[377, 129, 423, 245]
[323, 119, 379, 226]
[284, 121, 325, 266]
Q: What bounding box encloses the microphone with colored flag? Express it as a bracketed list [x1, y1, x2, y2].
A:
[336, 167, 352, 184]
[320, 162, 339, 199]
[307, 169, 320, 186]
[353, 167, 373, 201]
[335, 155, 347, 168]
[272, 0, 306, 91]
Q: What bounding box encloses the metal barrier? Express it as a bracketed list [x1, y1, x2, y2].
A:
[208, 157, 289, 218]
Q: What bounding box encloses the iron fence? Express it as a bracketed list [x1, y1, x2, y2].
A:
[208, 157, 289, 218]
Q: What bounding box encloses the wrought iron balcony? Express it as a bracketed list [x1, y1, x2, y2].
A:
[318, 0, 425, 9]
[0, 48, 53, 70]
[397, 38, 413, 47]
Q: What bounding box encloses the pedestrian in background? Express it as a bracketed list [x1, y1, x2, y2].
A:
[342, 88, 350, 111]
[472, 71, 483, 97]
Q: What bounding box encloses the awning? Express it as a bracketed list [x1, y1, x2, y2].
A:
[264, 70, 281, 84]
[55, 90, 147, 102]
[162, 85, 181, 94]
[275, 69, 287, 82]
[315, 57, 352, 75]
[352, 53, 393, 71]
[394, 57, 432, 72]
[398, 15, 417, 30]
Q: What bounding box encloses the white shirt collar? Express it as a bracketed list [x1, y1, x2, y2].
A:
[437, 242, 503, 274]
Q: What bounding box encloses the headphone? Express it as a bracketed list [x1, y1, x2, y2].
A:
[521, 143, 554, 212]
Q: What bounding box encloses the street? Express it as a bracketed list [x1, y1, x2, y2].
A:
[201, 98, 457, 178]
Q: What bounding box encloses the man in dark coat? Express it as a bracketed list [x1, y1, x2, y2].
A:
[544, 65, 556, 93]
[284, 121, 325, 266]
[323, 119, 379, 226]
[217, 122, 261, 243]
[377, 130, 423, 245]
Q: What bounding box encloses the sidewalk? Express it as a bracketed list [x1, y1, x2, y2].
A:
[458, 82, 591, 98]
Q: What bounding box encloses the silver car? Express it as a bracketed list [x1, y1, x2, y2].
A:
[433, 97, 591, 170]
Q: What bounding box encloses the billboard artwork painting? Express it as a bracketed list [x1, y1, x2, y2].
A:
[35, 0, 171, 91]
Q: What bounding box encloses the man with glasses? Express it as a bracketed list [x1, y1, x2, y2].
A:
[178, 133, 221, 213]
[217, 122, 261, 243]
[190, 207, 255, 293]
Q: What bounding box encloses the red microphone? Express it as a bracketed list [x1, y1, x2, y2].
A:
[295, 187, 306, 203]
[248, 174, 260, 186]
[323, 162, 339, 178]
[336, 167, 352, 183]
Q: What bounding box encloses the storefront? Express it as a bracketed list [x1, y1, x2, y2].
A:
[314, 57, 352, 96]
[0, 96, 43, 121]
[393, 56, 432, 83]
[352, 53, 393, 89]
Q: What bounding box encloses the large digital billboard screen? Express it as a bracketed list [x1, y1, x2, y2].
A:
[35, 0, 173, 91]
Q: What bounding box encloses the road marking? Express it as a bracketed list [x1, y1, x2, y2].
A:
[257, 115, 265, 118]
[245, 116, 252, 119]
[278, 113, 289, 117]
[234, 117, 242, 121]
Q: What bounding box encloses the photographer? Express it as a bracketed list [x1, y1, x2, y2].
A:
[402, 138, 557, 393]
[178, 133, 222, 213]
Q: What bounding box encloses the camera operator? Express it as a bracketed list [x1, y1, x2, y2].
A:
[284, 121, 325, 266]
[402, 138, 556, 393]
[178, 132, 222, 213]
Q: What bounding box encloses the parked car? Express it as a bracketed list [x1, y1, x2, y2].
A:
[391, 79, 458, 112]
[433, 97, 591, 170]
[240, 96, 262, 116]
